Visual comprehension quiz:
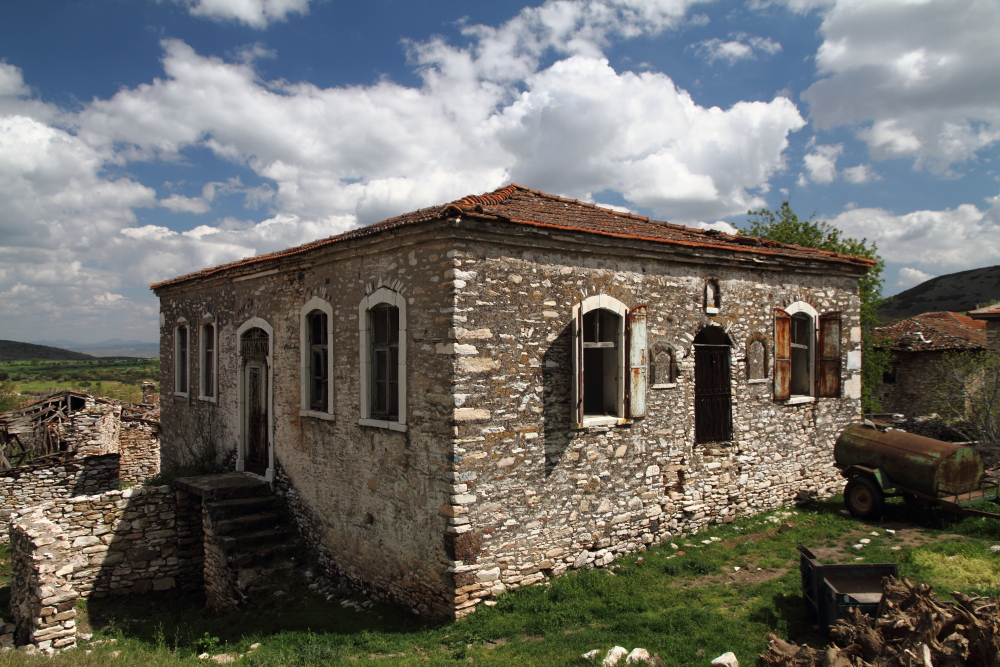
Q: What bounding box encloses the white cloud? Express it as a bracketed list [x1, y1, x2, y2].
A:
[692, 33, 782, 64]
[0, 0, 814, 340]
[802, 143, 843, 183]
[842, 163, 880, 184]
[827, 193, 1000, 274]
[691, 220, 739, 234]
[896, 267, 935, 289]
[178, 0, 310, 29]
[800, 0, 1000, 171]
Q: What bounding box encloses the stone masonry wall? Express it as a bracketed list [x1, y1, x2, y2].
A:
[877, 350, 946, 418]
[440, 232, 863, 616]
[0, 454, 120, 541]
[9, 486, 204, 649]
[158, 223, 460, 616]
[119, 419, 161, 484]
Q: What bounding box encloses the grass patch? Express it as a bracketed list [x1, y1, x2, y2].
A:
[0, 497, 996, 666]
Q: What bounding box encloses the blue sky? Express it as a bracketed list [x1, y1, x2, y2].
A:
[1, 0, 999, 342]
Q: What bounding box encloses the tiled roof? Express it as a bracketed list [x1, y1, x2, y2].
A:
[877, 311, 986, 352]
[969, 303, 1000, 319]
[151, 184, 877, 290]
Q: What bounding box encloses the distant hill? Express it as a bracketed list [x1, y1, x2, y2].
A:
[33, 338, 159, 359]
[879, 265, 1000, 321]
[0, 340, 97, 361]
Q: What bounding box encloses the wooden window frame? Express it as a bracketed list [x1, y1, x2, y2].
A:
[173, 319, 189, 397]
[358, 287, 407, 432]
[198, 316, 217, 402]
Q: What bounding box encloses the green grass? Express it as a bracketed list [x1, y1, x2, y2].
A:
[0, 358, 158, 407]
[0, 497, 998, 666]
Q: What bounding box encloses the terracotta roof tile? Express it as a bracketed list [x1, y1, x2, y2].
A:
[151, 184, 877, 290]
[877, 311, 987, 352]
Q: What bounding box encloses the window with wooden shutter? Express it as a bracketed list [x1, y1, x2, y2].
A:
[774, 309, 791, 400]
[626, 305, 647, 418]
[816, 312, 842, 397]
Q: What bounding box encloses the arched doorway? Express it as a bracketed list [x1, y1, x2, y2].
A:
[694, 327, 733, 443]
[240, 326, 271, 477]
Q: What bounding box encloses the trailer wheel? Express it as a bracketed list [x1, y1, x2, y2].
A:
[844, 476, 884, 520]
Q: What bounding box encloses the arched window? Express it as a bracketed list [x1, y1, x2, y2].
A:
[300, 297, 334, 418]
[359, 287, 407, 431]
[571, 296, 647, 427]
[774, 303, 841, 401]
[745, 332, 768, 382]
[199, 316, 217, 401]
[651, 343, 677, 388]
[705, 277, 721, 314]
[174, 319, 189, 396]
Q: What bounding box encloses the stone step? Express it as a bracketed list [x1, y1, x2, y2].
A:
[174, 473, 271, 501]
[204, 496, 277, 520]
[231, 540, 300, 569]
[211, 511, 282, 536]
[218, 528, 294, 553]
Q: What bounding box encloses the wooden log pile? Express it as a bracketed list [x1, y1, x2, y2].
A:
[762, 577, 1000, 667]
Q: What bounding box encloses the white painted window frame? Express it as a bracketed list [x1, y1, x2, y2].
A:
[573, 294, 628, 429]
[198, 315, 218, 403]
[300, 296, 335, 420]
[236, 317, 275, 482]
[358, 287, 407, 432]
[785, 300, 818, 400]
[173, 317, 189, 398]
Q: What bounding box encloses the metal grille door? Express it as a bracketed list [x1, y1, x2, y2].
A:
[695, 345, 733, 443]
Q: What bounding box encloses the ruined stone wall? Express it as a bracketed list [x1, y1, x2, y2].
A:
[0, 454, 120, 540]
[441, 231, 863, 615]
[9, 486, 203, 649]
[876, 351, 945, 418]
[158, 222, 460, 616]
[119, 419, 160, 484]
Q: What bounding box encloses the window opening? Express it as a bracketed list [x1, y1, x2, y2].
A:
[176, 326, 188, 394]
[202, 323, 215, 398]
[791, 313, 812, 396]
[582, 308, 619, 416]
[308, 311, 329, 411]
[705, 278, 721, 311]
[883, 365, 897, 385]
[241, 327, 269, 359]
[370, 305, 399, 421]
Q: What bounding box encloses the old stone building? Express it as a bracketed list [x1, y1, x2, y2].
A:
[875, 311, 987, 417]
[151, 184, 873, 617]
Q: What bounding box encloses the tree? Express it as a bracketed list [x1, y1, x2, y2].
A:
[0, 381, 18, 413]
[743, 201, 890, 413]
[932, 350, 1000, 446]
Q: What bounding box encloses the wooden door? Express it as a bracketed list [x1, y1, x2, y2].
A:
[244, 359, 268, 475]
[695, 345, 733, 443]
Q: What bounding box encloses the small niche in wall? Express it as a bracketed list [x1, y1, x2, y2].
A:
[704, 277, 720, 314]
[746, 332, 769, 383]
[651, 342, 678, 389]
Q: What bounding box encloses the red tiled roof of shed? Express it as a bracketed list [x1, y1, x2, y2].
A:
[877, 311, 986, 352]
[151, 184, 876, 290]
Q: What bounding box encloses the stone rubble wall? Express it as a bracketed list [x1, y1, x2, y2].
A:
[876, 350, 946, 419]
[119, 419, 161, 484]
[0, 454, 120, 541]
[60, 399, 120, 457]
[9, 486, 204, 649]
[441, 238, 863, 617]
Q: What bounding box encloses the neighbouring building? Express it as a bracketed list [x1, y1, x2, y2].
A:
[151, 184, 874, 617]
[875, 311, 987, 418]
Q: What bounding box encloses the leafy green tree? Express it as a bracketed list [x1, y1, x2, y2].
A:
[743, 201, 891, 413]
[0, 380, 19, 413]
[932, 350, 1000, 446]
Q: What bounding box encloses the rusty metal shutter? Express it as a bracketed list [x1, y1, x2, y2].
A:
[626, 305, 648, 418]
[774, 309, 792, 400]
[571, 306, 584, 425]
[817, 312, 842, 398]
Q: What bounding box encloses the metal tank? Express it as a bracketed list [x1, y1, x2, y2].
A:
[834, 423, 985, 498]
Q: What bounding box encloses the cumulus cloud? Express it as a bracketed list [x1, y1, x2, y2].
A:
[691, 220, 739, 234]
[0, 0, 812, 340]
[800, 0, 1000, 171]
[178, 0, 311, 29]
[896, 267, 936, 289]
[802, 143, 843, 184]
[827, 193, 1000, 274]
[842, 163, 880, 184]
[691, 33, 782, 64]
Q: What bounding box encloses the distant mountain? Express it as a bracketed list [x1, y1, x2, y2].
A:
[0, 340, 97, 361]
[32, 338, 159, 358]
[879, 265, 1000, 321]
